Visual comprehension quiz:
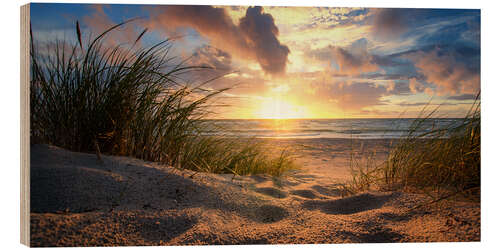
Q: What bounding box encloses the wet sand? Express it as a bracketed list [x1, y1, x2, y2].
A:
[30, 140, 480, 246]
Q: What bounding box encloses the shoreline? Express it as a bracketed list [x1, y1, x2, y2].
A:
[255, 138, 397, 182]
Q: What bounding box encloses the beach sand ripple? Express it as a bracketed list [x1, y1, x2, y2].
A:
[30, 141, 480, 246]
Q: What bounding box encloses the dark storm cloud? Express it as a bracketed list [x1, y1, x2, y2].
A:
[147, 5, 290, 75]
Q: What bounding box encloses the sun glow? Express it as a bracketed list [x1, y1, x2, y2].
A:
[254, 97, 310, 119]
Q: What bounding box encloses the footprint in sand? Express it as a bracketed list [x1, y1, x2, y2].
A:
[311, 185, 345, 197]
[303, 193, 394, 215]
[249, 175, 268, 183]
[256, 205, 289, 223]
[136, 215, 197, 242]
[292, 174, 317, 179]
[254, 187, 288, 199]
[290, 189, 317, 199]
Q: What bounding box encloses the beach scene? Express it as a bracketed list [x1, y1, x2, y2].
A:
[28, 3, 480, 246]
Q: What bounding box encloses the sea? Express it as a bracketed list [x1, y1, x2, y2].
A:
[202, 118, 465, 139]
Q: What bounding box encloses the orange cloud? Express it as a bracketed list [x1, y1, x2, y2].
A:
[333, 47, 379, 75]
[409, 78, 427, 93]
[147, 6, 289, 75]
[302, 79, 388, 111]
[83, 5, 139, 47]
[407, 49, 480, 95]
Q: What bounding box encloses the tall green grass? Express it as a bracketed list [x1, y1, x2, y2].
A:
[30, 20, 296, 176]
[347, 97, 480, 202]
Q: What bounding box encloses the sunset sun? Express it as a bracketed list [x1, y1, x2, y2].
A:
[255, 97, 310, 119]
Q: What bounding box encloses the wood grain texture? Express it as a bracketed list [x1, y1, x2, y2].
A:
[20, 3, 30, 246]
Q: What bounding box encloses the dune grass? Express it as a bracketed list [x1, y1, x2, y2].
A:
[180, 136, 297, 176]
[347, 97, 480, 202]
[29, 20, 296, 177]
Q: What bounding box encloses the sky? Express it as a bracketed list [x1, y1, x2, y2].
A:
[30, 3, 480, 119]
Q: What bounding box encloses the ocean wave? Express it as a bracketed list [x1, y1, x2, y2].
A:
[201, 118, 464, 139]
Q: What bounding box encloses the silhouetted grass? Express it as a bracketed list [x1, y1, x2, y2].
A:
[30, 20, 295, 176]
[347, 96, 480, 202]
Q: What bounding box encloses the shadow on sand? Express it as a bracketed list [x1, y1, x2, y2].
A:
[30, 144, 294, 246]
[302, 193, 397, 215]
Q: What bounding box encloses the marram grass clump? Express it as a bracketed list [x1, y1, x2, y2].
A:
[180, 136, 297, 176]
[30, 20, 296, 177]
[347, 98, 480, 202]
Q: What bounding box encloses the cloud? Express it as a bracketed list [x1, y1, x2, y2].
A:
[386, 80, 411, 95]
[406, 48, 480, 95]
[190, 45, 233, 73]
[184, 45, 238, 91]
[309, 80, 388, 111]
[360, 72, 410, 81]
[239, 6, 290, 74]
[147, 5, 289, 75]
[82, 5, 139, 47]
[371, 8, 409, 39]
[447, 94, 478, 100]
[335, 82, 387, 110]
[395, 102, 430, 107]
[408, 78, 428, 94]
[310, 44, 379, 75]
[185, 45, 278, 97]
[394, 101, 460, 107]
[333, 47, 378, 75]
[309, 7, 370, 30]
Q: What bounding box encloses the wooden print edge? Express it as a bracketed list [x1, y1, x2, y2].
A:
[20, 3, 30, 247]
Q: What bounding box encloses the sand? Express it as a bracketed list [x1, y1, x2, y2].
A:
[29, 140, 480, 246]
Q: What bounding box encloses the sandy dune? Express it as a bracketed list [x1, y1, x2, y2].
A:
[30, 142, 480, 246]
